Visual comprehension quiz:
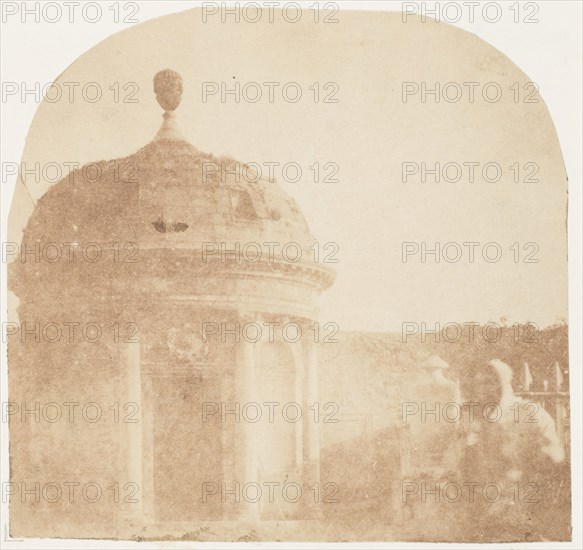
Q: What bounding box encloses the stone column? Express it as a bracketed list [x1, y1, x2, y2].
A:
[235, 317, 260, 520]
[116, 327, 146, 528]
[140, 371, 155, 524]
[293, 341, 305, 469]
[302, 334, 321, 517]
[283, 315, 304, 471]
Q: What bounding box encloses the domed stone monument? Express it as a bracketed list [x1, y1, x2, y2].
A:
[9, 70, 335, 531]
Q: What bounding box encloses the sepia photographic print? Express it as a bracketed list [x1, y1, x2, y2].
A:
[1, 1, 581, 548]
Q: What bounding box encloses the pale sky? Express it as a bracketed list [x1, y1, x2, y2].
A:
[8, 9, 568, 332]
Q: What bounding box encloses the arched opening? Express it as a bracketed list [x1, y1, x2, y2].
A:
[255, 339, 300, 519]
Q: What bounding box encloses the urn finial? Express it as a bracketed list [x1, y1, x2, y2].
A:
[154, 69, 183, 112]
[152, 70, 186, 142]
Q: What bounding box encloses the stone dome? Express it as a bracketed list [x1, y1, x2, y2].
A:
[21, 68, 315, 255]
[12, 70, 334, 315]
[21, 136, 316, 254]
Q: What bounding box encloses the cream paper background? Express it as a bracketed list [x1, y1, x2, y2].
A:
[1, 1, 581, 548]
